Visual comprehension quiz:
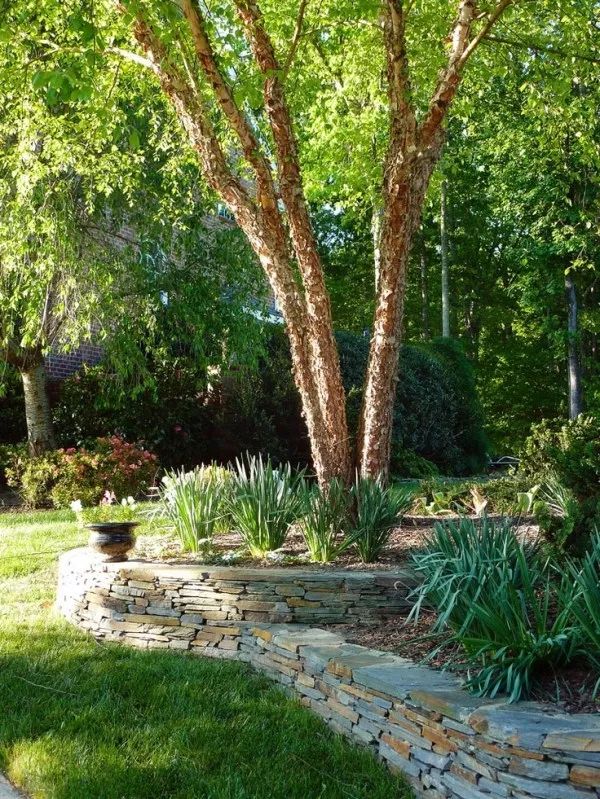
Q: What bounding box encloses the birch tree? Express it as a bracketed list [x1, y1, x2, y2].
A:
[109, 0, 515, 483]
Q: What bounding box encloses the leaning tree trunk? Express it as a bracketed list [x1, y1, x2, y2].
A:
[20, 358, 55, 455]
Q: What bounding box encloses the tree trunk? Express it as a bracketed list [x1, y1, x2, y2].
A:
[358, 150, 441, 480]
[20, 359, 55, 455]
[565, 272, 583, 419]
[372, 205, 383, 292]
[440, 178, 451, 338]
[127, 0, 513, 486]
[419, 231, 430, 340]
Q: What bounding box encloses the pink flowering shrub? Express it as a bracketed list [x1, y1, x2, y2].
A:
[6, 436, 159, 508]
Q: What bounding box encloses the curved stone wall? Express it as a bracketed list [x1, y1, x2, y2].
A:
[57, 548, 417, 636]
[57, 548, 600, 799]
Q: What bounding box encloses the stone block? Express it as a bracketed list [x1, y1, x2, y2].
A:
[498, 771, 595, 799]
[478, 776, 511, 796]
[379, 743, 421, 777]
[123, 613, 180, 626]
[509, 757, 569, 782]
[569, 765, 600, 788]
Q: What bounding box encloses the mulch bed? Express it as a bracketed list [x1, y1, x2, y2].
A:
[133, 518, 539, 570]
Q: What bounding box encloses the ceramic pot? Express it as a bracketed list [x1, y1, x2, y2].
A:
[86, 522, 138, 561]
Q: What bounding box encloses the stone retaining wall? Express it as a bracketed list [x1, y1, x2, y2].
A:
[57, 548, 416, 632]
[57, 549, 600, 799]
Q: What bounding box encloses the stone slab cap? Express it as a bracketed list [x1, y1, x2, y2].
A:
[469, 706, 600, 750]
[409, 688, 499, 722]
[543, 727, 600, 753]
[272, 628, 345, 652]
[352, 661, 459, 700]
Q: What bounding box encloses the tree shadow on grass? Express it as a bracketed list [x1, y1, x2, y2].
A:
[0, 622, 408, 799]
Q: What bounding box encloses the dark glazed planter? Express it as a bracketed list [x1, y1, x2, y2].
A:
[86, 522, 138, 561]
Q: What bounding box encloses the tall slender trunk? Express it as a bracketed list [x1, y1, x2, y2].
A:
[20, 359, 55, 455]
[440, 178, 451, 338]
[565, 272, 583, 419]
[358, 151, 441, 480]
[419, 232, 430, 339]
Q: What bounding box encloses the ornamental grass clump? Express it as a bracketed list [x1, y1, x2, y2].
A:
[348, 478, 413, 563]
[299, 479, 354, 563]
[568, 529, 600, 673]
[408, 517, 540, 633]
[410, 518, 581, 702]
[228, 454, 303, 558]
[159, 466, 229, 553]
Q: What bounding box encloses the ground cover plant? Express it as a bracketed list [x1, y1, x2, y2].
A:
[0, 508, 408, 799]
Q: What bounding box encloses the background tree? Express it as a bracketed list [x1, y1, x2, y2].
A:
[0, 3, 266, 453]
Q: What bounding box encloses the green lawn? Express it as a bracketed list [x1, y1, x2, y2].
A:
[0, 509, 409, 799]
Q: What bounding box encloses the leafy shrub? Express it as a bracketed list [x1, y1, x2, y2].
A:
[48, 328, 486, 478]
[158, 466, 229, 553]
[390, 446, 439, 479]
[299, 479, 354, 563]
[5, 436, 158, 508]
[520, 415, 600, 495]
[519, 415, 600, 550]
[349, 479, 413, 563]
[52, 363, 210, 471]
[5, 447, 59, 507]
[228, 454, 303, 557]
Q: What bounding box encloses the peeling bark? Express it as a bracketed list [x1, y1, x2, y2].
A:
[121, 0, 513, 484]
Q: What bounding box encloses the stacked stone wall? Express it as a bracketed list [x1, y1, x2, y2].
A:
[57, 549, 600, 799]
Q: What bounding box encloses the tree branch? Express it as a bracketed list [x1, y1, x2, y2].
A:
[281, 0, 309, 80]
[418, 0, 513, 150]
[108, 46, 161, 75]
[457, 0, 514, 69]
[384, 0, 416, 166]
[129, 14, 258, 225]
[180, 0, 278, 207]
[484, 32, 600, 66]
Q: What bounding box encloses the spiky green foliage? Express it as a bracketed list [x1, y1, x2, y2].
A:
[299, 479, 354, 563]
[349, 479, 413, 564]
[228, 455, 303, 557]
[568, 529, 600, 670]
[410, 518, 583, 702]
[159, 466, 229, 553]
[409, 517, 540, 632]
[460, 554, 578, 702]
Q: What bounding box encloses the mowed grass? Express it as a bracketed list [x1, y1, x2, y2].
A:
[0, 509, 409, 799]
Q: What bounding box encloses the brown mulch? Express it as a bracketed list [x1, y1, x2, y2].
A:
[133, 518, 539, 570]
